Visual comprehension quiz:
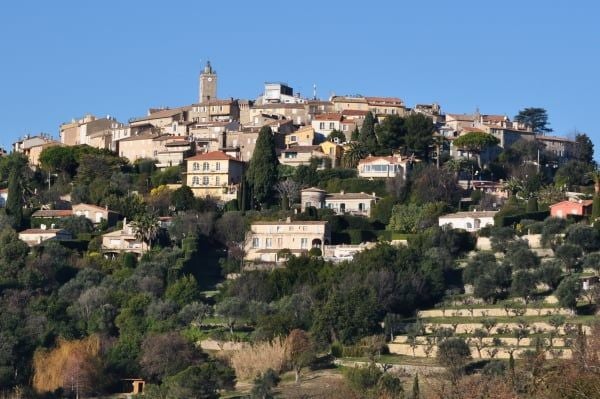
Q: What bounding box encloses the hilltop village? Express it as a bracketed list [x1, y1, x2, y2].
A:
[1, 62, 600, 398]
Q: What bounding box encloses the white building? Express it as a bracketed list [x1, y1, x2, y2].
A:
[357, 155, 413, 179]
[438, 211, 497, 232]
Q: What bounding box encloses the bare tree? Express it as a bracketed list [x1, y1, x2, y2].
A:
[275, 179, 301, 210]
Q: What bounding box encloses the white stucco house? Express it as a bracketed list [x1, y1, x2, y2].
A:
[438, 211, 497, 232]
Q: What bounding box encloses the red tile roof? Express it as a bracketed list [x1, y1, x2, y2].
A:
[32, 209, 73, 218]
[341, 110, 369, 116]
[313, 113, 343, 121]
[186, 151, 242, 162]
[365, 96, 404, 106]
[549, 200, 593, 208]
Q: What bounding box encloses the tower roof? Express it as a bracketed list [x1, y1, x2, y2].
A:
[203, 60, 215, 74]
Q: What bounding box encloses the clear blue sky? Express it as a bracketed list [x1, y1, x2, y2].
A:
[1, 1, 598, 157]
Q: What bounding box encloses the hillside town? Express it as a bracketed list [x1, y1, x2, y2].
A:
[1, 62, 600, 399]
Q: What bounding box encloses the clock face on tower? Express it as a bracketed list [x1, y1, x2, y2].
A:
[207, 77, 213, 82]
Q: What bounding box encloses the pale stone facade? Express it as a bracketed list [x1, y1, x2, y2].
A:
[245, 219, 330, 263]
[300, 187, 378, 217]
[72, 203, 119, 225]
[19, 228, 72, 246]
[185, 151, 244, 201]
[279, 145, 326, 168]
[118, 134, 191, 166]
[101, 222, 148, 257]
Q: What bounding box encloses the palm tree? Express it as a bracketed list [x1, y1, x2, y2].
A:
[131, 213, 160, 251]
[431, 133, 446, 169]
[342, 142, 368, 169]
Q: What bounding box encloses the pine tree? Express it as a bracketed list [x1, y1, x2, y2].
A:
[6, 168, 23, 229]
[351, 127, 360, 141]
[359, 111, 378, 154]
[246, 126, 279, 209]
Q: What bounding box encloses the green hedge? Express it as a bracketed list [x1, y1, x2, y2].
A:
[495, 210, 549, 227]
[332, 229, 379, 245]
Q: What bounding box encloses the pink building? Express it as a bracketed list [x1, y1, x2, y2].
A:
[549, 200, 593, 218]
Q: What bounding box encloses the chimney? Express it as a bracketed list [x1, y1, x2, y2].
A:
[40, 224, 47, 230]
[286, 217, 292, 223]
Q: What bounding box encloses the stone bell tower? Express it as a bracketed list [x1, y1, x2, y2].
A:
[199, 61, 217, 103]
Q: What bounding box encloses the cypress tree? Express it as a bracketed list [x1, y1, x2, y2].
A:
[246, 126, 279, 209]
[412, 373, 420, 399]
[592, 194, 600, 223]
[526, 197, 538, 213]
[359, 111, 378, 154]
[6, 168, 23, 229]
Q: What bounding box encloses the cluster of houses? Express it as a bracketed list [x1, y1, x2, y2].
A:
[5, 62, 588, 264]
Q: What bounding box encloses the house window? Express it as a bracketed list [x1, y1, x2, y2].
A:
[300, 238, 308, 249]
[215, 162, 220, 171]
[193, 162, 200, 171]
[252, 237, 259, 248]
[290, 136, 297, 142]
[277, 238, 283, 247]
[343, 125, 348, 131]
[329, 122, 335, 129]
[153, 150, 158, 157]
[266, 238, 272, 248]
[192, 176, 200, 186]
[284, 152, 297, 159]
[202, 176, 209, 185]
[319, 122, 325, 129]
[215, 176, 220, 186]
[202, 162, 209, 171]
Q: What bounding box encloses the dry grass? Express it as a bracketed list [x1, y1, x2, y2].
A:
[32, 335, 101, 394]
[230, 337, 288, 380]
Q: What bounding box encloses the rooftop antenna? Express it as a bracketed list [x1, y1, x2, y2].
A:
[313, 84, 317, 100]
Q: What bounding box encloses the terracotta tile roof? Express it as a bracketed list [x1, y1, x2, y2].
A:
[327, 192, 378, 200]
[73, 203, 116, 213]
[536, 135, 575, 143]
[252, 103, 305, 109]
[185, 151, 242, 162]
[252, 220, 328, 225]
[446, 113, 475, 121]
[192, 99, 236, 106]
[460, 127, 485, 133]
[301, 187, 326, 193]
[365, 96, 404, 106]
[134, 106, 190, 121]
[119, 133, 161, 142]
[331, 96, 367, 104]
[313, 113, 343, 121]
[549, 200, 593, 208]
[341, 110, 369, 116]
[481, 114, 507, 122]
[358, 155, 409, 165]
[19, 228, 67, 234]
[32, 209, 73, 218]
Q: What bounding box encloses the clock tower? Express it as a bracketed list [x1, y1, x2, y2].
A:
[199, 61, 217, 103]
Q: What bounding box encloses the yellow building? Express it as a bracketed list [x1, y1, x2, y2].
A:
[285, 126, 315, 147]
[185, 151, 245, 201]
[319, 141, 344, 168]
